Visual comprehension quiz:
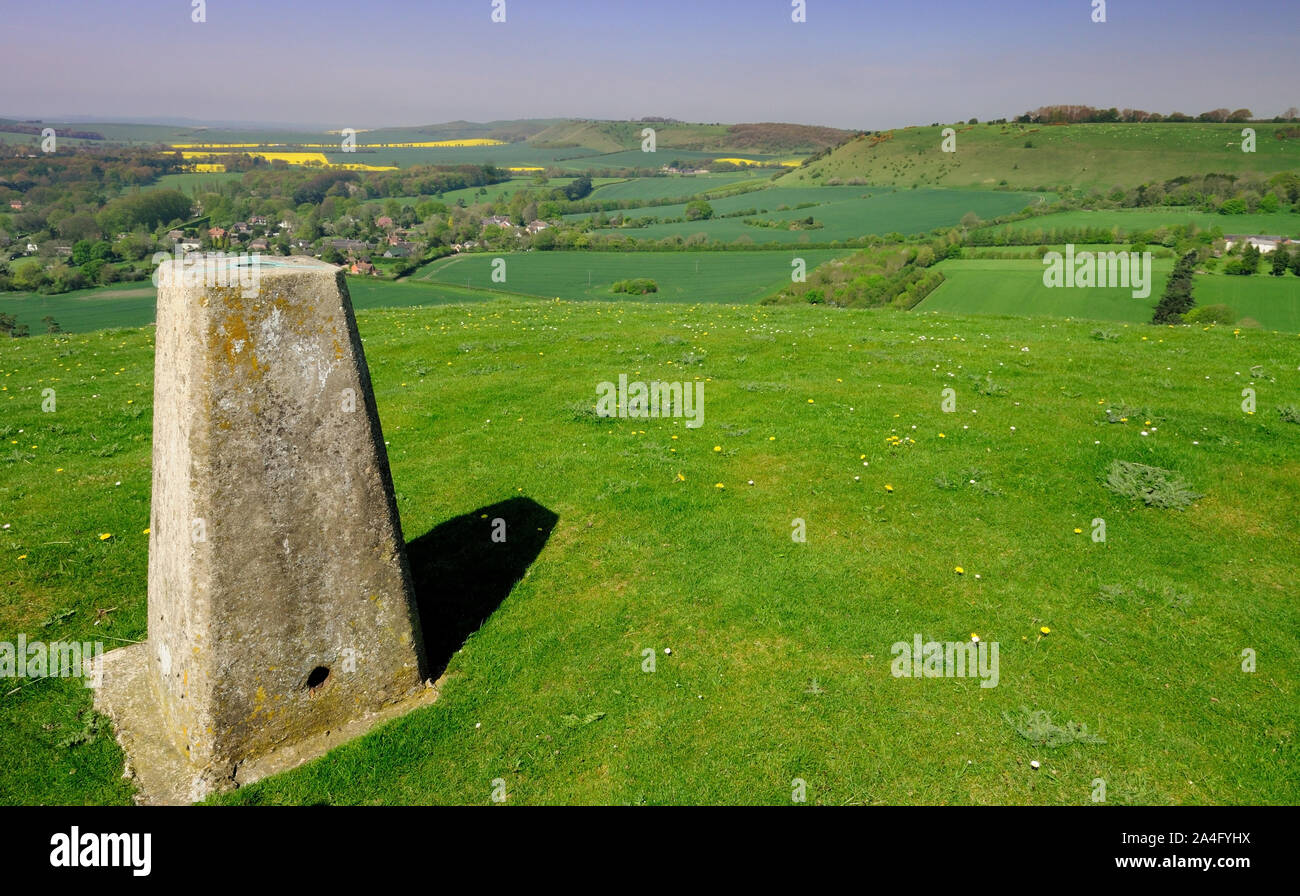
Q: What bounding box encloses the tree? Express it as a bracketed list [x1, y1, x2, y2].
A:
[41, 315, 62, 334]
[1271, 247, 1291, 276]
[1240, 242, 1262, 274]
[685, 200, 714, 221]
[0, 313, 14, 335]
[1152, 251, 1198, 323]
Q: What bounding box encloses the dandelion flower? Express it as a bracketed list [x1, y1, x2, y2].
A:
[955, 566, 964, 575]
[971, 633, 980, 643]
[676, 473, 685, 482]
[1040, 626, 1051, 635]
[885, 484, 893, 492]
[17, 554, 26, 561]
[713, 445, 721, 452]
[714, 482, 725, 489]
[99, 533, 112, 541]
[142, 528, 151, 535]
[1074, 528, 1083, 534]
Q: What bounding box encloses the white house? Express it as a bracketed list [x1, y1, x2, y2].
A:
[1224, 234, 1284, 254]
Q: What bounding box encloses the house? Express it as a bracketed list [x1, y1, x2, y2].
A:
[249, 238, 270, 251]
[349, 260, 377, 276]
[480, 215, 514, 228]
[231, 222, 252, 235]
[1224, 234, 1284, 254]
[375, 215, 394, 228]
[329, 238, 369, 252]
[8, 200, 22, 210]
[24, 242, 38, 254]
[526, 220, 549, 234]
[248, 215, 268, 226]
[383, 246, 411, 258]
[292, 238, 312, 249]
[166, 229, 185, 242]
[208, 227, 227, 240]
[179, 237, 201, 252]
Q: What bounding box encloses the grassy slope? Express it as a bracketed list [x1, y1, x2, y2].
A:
[785, 123, 1300, 190]
[1, 302, 1297, 805]
[576, 188, 1044, 243]
[995, 208, 1300, 239]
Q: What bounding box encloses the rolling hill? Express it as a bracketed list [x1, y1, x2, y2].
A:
[782, 122, 1300, 191]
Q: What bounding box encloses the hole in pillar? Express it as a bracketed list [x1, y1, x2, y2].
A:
[305, 666, 331, 693]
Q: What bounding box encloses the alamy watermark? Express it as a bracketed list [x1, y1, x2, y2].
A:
[890, 634, 999, 688]
[596, 374, 704, 428]
[151, 249, 262, 299]
[1, 635, 104, 689]
[1043, 245, 1152, 299]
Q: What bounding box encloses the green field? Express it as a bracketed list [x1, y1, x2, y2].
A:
[786, 122, 1300, 190]
[576, 187, 1046, 244]
[2, 302, 1297, 805]
[995, 209, 1300, 240]
[414, 249, 848, 302]
[588, 172, 763, 201]
[918, 257, 1300, 331]
[433, 176, 622, 205]
[0, 278, 497, 334]
[1195, 273, 1300, 331]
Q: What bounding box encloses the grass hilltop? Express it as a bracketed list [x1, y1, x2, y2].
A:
[1, 300, 1296, 805]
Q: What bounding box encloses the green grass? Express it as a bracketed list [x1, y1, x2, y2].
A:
[1195, 274, 1300, 331]
[995, 208, 1300, 239]
[0, 277, 512, 334]
[919, 257, 1300, 331]
[0, 285, 159, 334]
[434, 176, 623, 206]
[919, 258, 1172, 323]
[588, 173, 761, 201]
[576, 187, 1045, 244]
[786, 122, 1300, 190]
[1, 301, 1297, 805]
[413, 249, 849, 302]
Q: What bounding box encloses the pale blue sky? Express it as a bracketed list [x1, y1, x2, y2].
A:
[3, 0, 1295, 129]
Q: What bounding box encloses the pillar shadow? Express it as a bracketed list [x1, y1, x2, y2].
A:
[405, 496, 558, 679]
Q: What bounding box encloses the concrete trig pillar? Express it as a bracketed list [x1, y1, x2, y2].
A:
[95, 255, 433, 804]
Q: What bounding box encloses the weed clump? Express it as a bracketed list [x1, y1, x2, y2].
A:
[1103, 460, 1201, 509]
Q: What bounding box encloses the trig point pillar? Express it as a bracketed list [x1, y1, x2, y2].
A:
[95, 256, 432, 804]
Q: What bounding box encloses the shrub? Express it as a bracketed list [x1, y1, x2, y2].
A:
[1184, 304, 1237, 325]
[611, 278, 658, 295]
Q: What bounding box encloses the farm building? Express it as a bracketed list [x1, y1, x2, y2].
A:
[1223, 234, 1288, 253]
